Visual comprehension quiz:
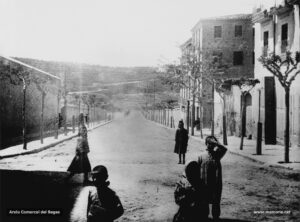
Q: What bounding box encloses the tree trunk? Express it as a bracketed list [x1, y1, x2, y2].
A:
[72, 115, 75, 133]
[187, 100, 190, 134]
[167, 109, 170, 127]
[87, 105, 90, 128]
[79, 100, 81, 115]
[240, 95, 246, 150]
[284, 87, 290, 163]
[222, 98, 228, 145]
[55, 93, 60, 139]
[200, 103, 203, 139]
[211, 82, 215, 136]
[40, 92, 45, 144]
[22, 82, 27, 150]
[64, 97, 68, 136]
[191, 95, 195, 136]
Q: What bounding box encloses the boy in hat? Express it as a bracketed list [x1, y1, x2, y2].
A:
[70, 165, 124, 222]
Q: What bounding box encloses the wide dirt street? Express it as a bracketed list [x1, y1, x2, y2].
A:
[0, 111, 299, 222]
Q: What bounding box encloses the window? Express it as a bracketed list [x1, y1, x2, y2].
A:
[263, 31, 269, 56]
[281, 23, 288, 52]
[235, 25, 242, 37]
[214, 26, 222, 38]
[233, 51, 243, 65]
[263, 31, 269, 46]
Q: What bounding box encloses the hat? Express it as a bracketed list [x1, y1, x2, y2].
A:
[91, 165, 108, 180]
[205, 136, 217, 145]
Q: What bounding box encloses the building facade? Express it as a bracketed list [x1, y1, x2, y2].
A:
[180, 14, 254, 135]
[252, 0, 300, 145]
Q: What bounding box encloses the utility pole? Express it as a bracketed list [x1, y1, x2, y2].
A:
[211, 81, 215, 136]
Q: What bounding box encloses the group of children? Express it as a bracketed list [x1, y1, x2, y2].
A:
[68, 114, 224, 221]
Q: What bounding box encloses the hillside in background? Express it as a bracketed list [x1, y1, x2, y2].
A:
[14, 57, 158, 92]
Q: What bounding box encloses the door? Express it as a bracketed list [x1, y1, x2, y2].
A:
[264, 76, 277, 144]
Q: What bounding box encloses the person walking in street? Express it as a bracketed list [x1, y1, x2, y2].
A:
[173, 161, 206, 222]
[174, 120, 189, 164]
[198, 136, 227, 221]
[70, 165, 124, 222]
[66, 113, 92, 183]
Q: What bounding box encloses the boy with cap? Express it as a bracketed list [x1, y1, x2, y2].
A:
[70, 165, 124, 222]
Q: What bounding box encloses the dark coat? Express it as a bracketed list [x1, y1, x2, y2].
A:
[70, 185, 124, 222]
[198, 145, 227, 204]
[67, 124, 91, 173]
[173, 175, 205, 222]
[174, 128, 189, 154]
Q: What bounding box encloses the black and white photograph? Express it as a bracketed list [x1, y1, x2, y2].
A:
[0, 0, 299, 221]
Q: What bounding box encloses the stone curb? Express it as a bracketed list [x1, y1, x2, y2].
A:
[145, 117, 299, 171]
[0, 120, 112, 160]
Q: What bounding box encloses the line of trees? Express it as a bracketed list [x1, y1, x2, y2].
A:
[0, 61, 61, 149]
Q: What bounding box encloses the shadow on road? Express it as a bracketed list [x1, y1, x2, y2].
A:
[0, 169, 84, 222]
[144, 219, 253, 222]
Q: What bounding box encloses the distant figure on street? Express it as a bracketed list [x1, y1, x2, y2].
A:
[70, 165, 124, 222]
[173, 161, 206, 222]
[174, 120, 189, 164]
[198, 136, 227, 220]
[58, 113, 63, 128]
[85, 114, 89, 127]
[66, 113, 91, 183]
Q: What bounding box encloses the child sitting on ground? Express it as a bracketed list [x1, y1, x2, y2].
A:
[173, 161, 206, 222]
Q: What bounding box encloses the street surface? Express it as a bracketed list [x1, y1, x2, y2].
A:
[0, 111, 299, 222]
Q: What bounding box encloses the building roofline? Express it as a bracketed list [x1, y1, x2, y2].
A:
[180, 38, 192, 49]
[192, 14, 252, 31]
[252, 0, 297, 23]
[0, 55, 61, 80]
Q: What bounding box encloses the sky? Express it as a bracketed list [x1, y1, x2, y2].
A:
[0, 0, 277, 67]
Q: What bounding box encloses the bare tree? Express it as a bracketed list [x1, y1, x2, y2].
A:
[215, 81, 232, 145]
[259, 51, 300, 163]
[224, 78, 260, 150]
[0, 63, 31, 149]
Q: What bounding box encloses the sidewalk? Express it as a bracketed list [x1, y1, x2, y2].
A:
[191, 127, 300, 171]
[0, 120, 112, 159]
[144, 113, 300, 171]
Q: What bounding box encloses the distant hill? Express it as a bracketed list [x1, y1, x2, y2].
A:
[14, 57, 158, 91]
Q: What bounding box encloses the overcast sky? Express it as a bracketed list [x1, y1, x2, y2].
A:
[0, 0, 277, 67]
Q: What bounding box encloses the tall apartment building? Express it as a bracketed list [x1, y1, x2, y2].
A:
[180, 14, 254, 134]
[252, 0, 300, 145]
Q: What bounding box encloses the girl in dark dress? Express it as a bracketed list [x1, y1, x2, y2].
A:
[67, 113, 91, 183]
